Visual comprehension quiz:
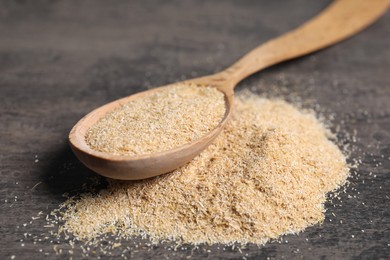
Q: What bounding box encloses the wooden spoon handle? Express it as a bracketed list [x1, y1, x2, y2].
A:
[221, 0, 390, 87]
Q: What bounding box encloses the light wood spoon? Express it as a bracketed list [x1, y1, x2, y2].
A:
[69, 0, 389, 180]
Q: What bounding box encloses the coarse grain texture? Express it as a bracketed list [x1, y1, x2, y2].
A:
[85, 84, 226, 156]
[59, 92, 350, 245]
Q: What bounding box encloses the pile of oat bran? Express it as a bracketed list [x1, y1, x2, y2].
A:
[59, 92, 349, 245]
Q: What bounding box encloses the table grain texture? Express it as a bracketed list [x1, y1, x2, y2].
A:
[0, 0, 389, 259]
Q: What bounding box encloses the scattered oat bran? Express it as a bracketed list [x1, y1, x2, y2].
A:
[59, 92, 350, 245]
[85, 84, 226, 156]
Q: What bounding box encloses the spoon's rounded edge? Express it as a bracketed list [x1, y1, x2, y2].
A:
[68, 82, 234, 180]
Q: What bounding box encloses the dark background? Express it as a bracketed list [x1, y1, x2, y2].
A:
[0, 0, 389, 259]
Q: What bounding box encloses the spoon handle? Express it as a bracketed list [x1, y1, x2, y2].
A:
[219, 0, 389, 88]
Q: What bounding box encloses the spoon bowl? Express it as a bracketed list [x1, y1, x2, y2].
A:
[69, 80, 234, 180]
[69, 0, 389, 180]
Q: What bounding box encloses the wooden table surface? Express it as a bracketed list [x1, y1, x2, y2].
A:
[1, 0, 389, 259]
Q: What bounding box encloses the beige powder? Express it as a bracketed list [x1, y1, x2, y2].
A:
[59, 92, 349, 245]
[86, 84, 226, 156]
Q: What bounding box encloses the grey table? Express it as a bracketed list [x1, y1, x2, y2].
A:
[0, 0, 389, 259]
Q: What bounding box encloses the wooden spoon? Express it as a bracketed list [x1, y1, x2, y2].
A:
[69, 0, 389, 180]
